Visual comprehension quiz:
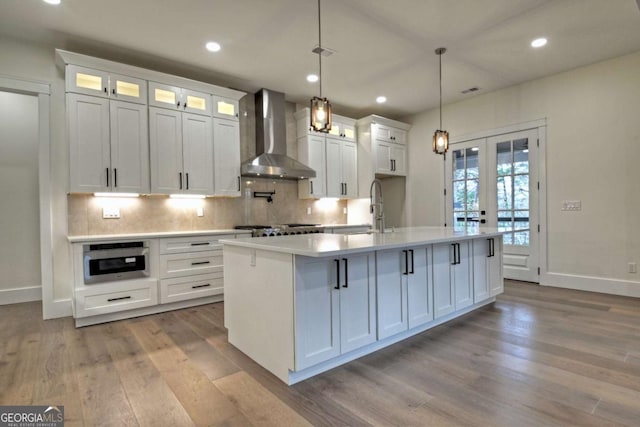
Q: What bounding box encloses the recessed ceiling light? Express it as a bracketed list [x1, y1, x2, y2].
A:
[306, 74, 319, 83]
[531, 37, 547, 48]
[471, 147, 479, 152]
[42, 0, 61, 4]
[376, 96, 387, 104]
[205, 42, 221, 52]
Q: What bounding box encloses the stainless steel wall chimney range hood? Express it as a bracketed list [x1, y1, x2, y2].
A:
[241, 89, 316, 180]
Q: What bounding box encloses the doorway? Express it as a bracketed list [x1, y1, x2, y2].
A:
[446, 127, 541, 282]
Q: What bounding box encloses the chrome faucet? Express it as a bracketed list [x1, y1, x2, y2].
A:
[369, 179, 385, 233]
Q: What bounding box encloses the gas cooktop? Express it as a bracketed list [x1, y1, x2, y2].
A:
[234, 224, 324, 237]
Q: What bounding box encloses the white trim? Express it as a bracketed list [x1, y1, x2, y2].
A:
[0, 77, 56, 320]
[542, 272, 640, 298]
[537, 126, 548, 282]
[45, 299, 73, 319]
[451, 118, 547, 144]
[356, 114, 411, 130]
[0, 286, 42, 305]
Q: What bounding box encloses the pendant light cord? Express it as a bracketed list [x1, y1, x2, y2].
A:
[318, 0, 323, 99]
[439, 50, 442, 130]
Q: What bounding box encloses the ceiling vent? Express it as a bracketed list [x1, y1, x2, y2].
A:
[312, 45, 336, 57]
[461, 87, 480, 94]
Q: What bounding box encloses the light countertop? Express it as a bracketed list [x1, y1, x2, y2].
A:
[221, 226, 504, 257]
[68, 229, 251, 243]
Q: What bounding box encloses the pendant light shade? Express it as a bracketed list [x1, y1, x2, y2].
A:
[310, 0, 332, 133]
[433, 47, 449, 155]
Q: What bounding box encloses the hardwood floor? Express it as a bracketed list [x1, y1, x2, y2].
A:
[1, 280, 639, 426]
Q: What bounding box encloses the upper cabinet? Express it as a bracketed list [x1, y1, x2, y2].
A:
[294, 108, 358, 199]
[149, 82, 212, 116]
[212, 95, 239, 121]
[66, 65, 147, 105]
[213, 117, 241, 196]
[356, 115, 410, 197]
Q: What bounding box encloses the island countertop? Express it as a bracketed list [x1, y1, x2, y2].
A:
[220, 226, 504, 257]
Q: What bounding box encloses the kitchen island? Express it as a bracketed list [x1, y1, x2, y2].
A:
[221, 227, 504, 385]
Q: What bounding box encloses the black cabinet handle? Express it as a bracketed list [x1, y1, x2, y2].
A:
[487, 239, 492, 258]
[490, 238, 495, 257]
[390, 159, 393, 171]
[190, 242, 210, 246]
[184, 103, 188, 109]
[103, 87, 108, 93]
[402, 250, 408, 275]
[344, 183, 347, 195]
[107, 296, 131, 302]
[177, 101, 181, 107]
[186, 173, 190, 190]
[112, 88, 116, 95]
[106, 167, 109, 187]
[192, 283, 211, 289]
[409, 249, 415, 274]
[310, 180, 314, 195]
[237, 176, 241, 191]
[334, 259, 340, 290]
[114, 168, 117, 188]
[191, 261, 211, 266]
[451, 243, 457, 265]
[179, 172, 183, 190]
[456, 243, 461, 264]
[342, 258, 348, 288]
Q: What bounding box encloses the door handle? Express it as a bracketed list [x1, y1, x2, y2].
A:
[114, 168, 117, 188]
[342, 258, 348, 288]
[192, 283, 211, 289]
[191, 261, 211, 266]
[334, 259, 340, 290]
[344, 183, 347, 195]
[106, 167, 110, 187]
[107, 296, 131, 302]
[451, 243, 457, 265]
[310, 180, 314, 195]
[179, 172, 183, 190]
[186, 173, 189, 190]
[402, 250, 408, 275]
[390, 159, 394, 171]
[456, 243, 461, 264]
[409, 249, 415, 274]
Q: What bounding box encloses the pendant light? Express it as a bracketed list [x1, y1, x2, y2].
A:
[310, 0, 332, 133]
[433, 47, 449, 155]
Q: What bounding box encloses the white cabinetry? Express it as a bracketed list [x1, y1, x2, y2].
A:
[159, 234, 233, 304]
[432, 241, 473, 319]
[473, 237, 503, 302]
[213, 95, 239, 120]
[149, 107, 213, 195]
[295, 108, 358, 199]
[356, 116, 410, 197]
[149, 81, 212, 116]
[294, 253, 376, 370]
[376, 245, 433, 339]
[66, 65, 147, 104]
[68, 93, 149, 193]
[213, 118, 241, 196]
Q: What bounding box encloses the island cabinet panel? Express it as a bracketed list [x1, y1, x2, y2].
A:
[294, 253, 376, 370]
[474, 237, 504, 300]
[376, 249, 408, 339]
[406, 246, 433, 328]
[432, 243, 455, 318]
[453, 241, 473, 310]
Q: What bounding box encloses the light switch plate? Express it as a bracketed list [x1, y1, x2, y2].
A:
[102, 207, 120, 219]
[561, 200, 582, 211]
[197, 207, 204, 217]
[306, 207, 312, 215]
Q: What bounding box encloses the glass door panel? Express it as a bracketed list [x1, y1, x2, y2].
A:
[447, 139, 485, 231]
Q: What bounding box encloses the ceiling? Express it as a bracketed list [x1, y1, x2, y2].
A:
[1, 0, 639, 119]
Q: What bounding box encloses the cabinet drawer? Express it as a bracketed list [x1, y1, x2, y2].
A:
[159, 235, 234, 254]
[74, 279, 158, 318]
[159, 250, 222, 278]
[159, 272, 223, 304]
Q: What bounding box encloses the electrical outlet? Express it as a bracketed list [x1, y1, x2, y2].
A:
[102, 207, 120, 219]
[629, 262, 637, 273]
[343, 207, 348, 214]
[197, 207, 204, 217]
[306, 207, 312, 215]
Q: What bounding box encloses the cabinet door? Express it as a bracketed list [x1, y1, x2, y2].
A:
[407, 246, 433, 328]
[294, 257, 340, 370]
[213, 118, 241, 196]
[489, 238, 504, 296]
[391, 144, 406, 176]
[325, 137, 342, 197]
[453, 241, 473, 310]
[339, 253, 377, 353]
[376, 249, 408, 339]
[375, 124, 392, 141]
[182, 113, 214, 195]
[472, 238, 492, 303]
[182, 89, 212, 116]
[342, 122, 356, 141]
[298, 135, 326, 198]
[212, 95, 239, 120]
[68, 93, 110, 193]
[432, 243, 455, 318]
[375, 140, 392, 174]
[149, 81, 181, 110]
[327, 123, 342, 139]
[109, 100, 150, 193]
[149, 107, 183, 194]
[109, 73, 147, 105]
[390, 128, 407, 144]
[66, 65, 109, 98]
[341, 140, 358, 198]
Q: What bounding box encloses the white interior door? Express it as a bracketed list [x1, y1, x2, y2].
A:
[446, 129, 540, 282]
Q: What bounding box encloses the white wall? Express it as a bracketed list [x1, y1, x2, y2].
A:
[403, 51, 640, 296]
[0, 36, 71, 311]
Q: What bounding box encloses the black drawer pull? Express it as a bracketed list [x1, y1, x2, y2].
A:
[342, 258, 348, 288]
[190, 242, 210, 246]
[409, 249, 415, 274]
[402, 250, 408, 275]
[192, 283, 211, 289]
[107, 296, 131, 302]
[191, 261, 211, 266]
[334, 259, 340, 290]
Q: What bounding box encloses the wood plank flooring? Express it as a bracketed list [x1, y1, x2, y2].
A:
[1, 280, 639, 426]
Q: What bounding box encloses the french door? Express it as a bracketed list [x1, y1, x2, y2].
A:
[446, 129, 539, 282]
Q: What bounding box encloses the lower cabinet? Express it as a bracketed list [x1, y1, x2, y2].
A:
[376, 245, 433, 339]
[294, 253, 376, 371]
[432, 241, 472, 319]
[473, 236, 504, 301]
[74, 278, 158, 318]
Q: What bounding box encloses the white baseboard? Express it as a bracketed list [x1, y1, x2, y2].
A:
[542, 272, 640, 298]
[0, 286, 42, 305]
[43, 298, 73, 319]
